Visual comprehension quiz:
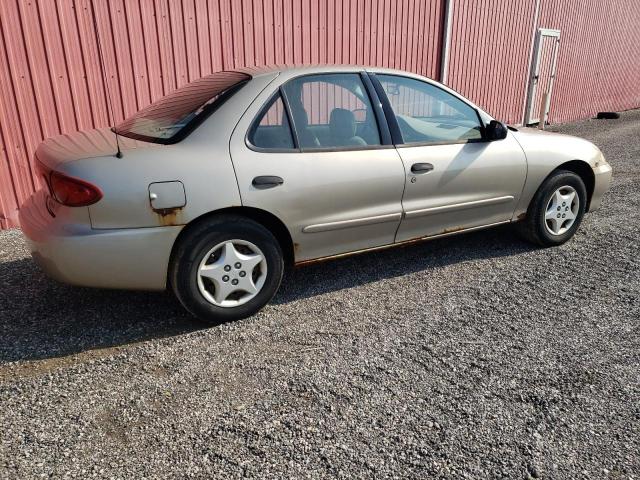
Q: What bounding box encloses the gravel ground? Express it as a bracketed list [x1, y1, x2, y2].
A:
[1, 111, 639, 479]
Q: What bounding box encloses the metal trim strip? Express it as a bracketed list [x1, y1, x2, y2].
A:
[404, 195, 515, 219]
[302, 212, 402, 233]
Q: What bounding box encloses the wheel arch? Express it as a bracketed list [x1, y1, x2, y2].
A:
[169, 206, 295, 275]
[551, 160, 595, 211]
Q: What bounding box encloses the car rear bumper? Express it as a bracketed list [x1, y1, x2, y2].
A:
[589, 163, 613, 212]
[19, 190, 182, 290]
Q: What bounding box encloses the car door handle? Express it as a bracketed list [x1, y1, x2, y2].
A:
[411, 163, 434, 174]
[252, 176, 284, 189]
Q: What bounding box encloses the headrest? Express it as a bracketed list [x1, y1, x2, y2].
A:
[329, 108, 357, 139]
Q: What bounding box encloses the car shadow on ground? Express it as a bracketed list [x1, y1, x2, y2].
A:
[274, 225, 537, 305]
[0, 225, 536, 364]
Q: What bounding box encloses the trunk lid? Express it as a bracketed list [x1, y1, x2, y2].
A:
[35, 127, 159, 169]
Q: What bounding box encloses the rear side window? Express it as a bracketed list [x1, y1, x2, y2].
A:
[115, 71, 250, 144]
[376, 74, 483, 145]
[282, 73, 382, 149]
[249, 94, 295, 150]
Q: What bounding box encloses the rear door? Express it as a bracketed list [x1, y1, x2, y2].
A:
[230, 71, 406, 262]
[372, 73, 527, 242]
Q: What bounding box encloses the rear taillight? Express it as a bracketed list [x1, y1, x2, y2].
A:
[49, 171, 103, 207]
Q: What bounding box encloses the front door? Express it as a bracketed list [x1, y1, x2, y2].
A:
[372, 73, 527, 243]
[230, 72, 406, 262]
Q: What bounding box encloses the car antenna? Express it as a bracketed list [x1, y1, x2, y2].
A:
[90, 1, 123, 159]
[110, 126, 123, 159]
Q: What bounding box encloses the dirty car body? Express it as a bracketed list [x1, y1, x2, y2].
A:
[19, 66, 612, 322]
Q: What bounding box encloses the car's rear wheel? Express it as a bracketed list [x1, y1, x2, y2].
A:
[170, 215, 284, 325]
[516, 170, 587, 247]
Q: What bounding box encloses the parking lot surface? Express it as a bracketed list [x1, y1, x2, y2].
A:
[1, 111, 639, 479]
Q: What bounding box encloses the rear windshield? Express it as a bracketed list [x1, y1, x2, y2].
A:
[114, 71, 250, 144]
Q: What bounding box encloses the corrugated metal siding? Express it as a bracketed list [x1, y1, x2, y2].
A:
[0, 0, 444, 228]
[537, 0, 640, 123]
[446, 0, 640, 125]
[446, 0, 539, 124]
[1, 0, 639, 229]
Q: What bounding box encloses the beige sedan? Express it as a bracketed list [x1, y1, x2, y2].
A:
[20, 66, 612, 324]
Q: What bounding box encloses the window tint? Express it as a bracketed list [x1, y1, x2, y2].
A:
[249, 94, 295, 149]
[115, 71, 250, 144]
[282, 73, 381, 149]
[377, 74, 482, 144]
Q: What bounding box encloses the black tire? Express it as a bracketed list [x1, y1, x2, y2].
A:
[169, 215, 284, 325]
[596, 111, 620, 119]
[516, 170, 587, 247]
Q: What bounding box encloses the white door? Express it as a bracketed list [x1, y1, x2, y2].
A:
[524, 28, 561, 125]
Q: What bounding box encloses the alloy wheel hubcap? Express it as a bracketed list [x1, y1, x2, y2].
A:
[197, 240, 267, 307]
[544, 185, 579, 236]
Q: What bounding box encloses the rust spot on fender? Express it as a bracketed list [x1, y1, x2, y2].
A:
[154, 206, 184, 226]
[517, 212, 527, 220]
[293, 242, 300, 252]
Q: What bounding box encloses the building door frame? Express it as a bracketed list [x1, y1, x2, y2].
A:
[524, 28, 561, 125]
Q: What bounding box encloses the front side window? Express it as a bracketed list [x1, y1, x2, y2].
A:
[376, 74, 483, 145]
[249, 94, 295, 149]
[115, 71, 250, 144]
[282, 73, 381, 149]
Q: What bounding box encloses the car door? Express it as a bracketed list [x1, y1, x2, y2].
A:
[372, 73, 528, 243]
[230, 71, 406, 262]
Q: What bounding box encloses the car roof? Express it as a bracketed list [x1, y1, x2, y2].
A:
[236, 64, 430, 79]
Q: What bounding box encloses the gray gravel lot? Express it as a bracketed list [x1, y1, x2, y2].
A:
[1, 111, 639, 479]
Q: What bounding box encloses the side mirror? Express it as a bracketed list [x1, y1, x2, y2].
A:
[486, 120, 508, 141]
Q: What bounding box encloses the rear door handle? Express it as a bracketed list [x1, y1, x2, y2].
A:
[252, 175, 284, 189]
[411, 163, 434, 174]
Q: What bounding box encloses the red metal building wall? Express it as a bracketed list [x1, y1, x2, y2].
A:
[446, 0, 538, 125]
[0, 0, 639, 229]
[445, 0, 640, 125]
[537, 0, 640, 124]
[0, 0, 445, 229]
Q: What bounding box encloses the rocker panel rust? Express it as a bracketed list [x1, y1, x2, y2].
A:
[294, 220, 511, 267]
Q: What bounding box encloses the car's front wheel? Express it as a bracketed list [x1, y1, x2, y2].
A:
[517, 170, 587, 247]
[170, 216, 284, 325]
